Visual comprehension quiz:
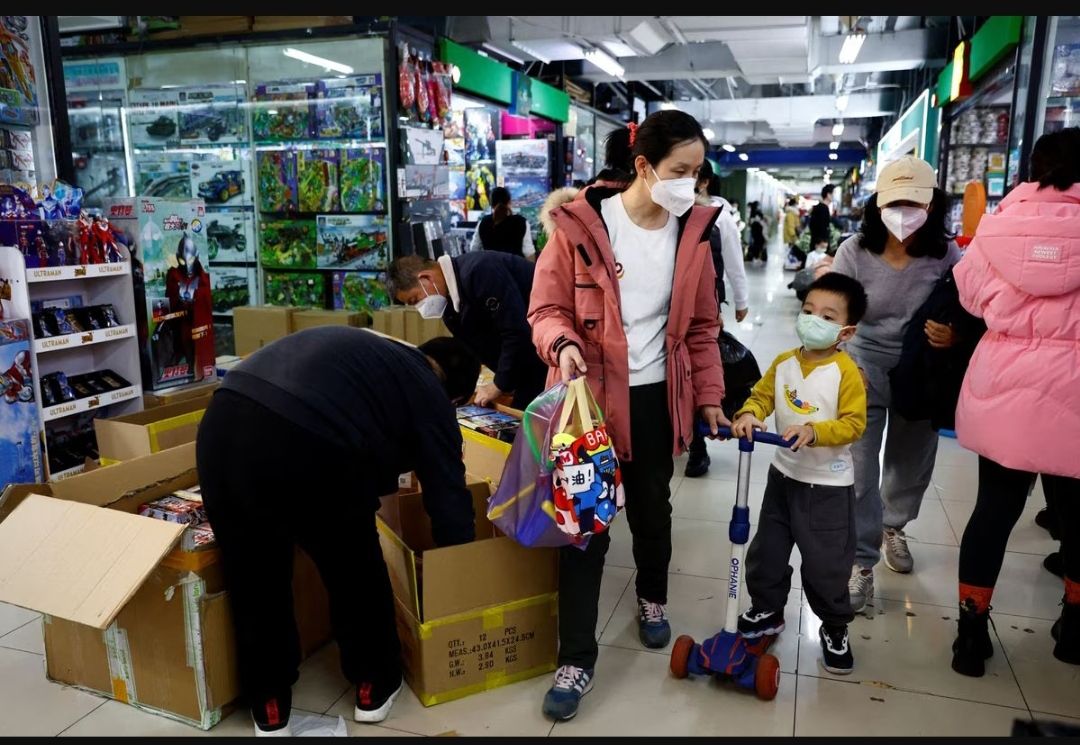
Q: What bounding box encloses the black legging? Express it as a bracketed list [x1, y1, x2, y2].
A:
[959, 456, 1080, 589]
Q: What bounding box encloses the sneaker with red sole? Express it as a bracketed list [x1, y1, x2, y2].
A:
[354, 677, 403, 724]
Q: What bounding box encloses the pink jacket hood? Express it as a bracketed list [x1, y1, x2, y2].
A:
[973, 181, 1080, 297]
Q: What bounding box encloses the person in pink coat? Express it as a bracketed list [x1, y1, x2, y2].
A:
[951, 127, 1080, 677]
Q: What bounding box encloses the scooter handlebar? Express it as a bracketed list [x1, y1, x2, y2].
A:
[696, 422, 794, 449]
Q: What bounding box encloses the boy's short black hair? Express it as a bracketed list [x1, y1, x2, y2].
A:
[418, 336, 481, 404]
[821, 184, 835, 199]
[806, 272, 868, 325]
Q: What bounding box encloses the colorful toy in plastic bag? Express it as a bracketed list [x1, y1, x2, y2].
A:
[487, 382, 588, 549]
[550, 377, 625, 537]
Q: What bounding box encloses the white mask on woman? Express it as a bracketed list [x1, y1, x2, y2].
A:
[647, 167, 697, 216]
[881, 205, 929, 241]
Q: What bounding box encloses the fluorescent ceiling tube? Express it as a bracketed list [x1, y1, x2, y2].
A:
[839, 32, 867, 65]
[835, 93, 849, 112]
[511, 40, 551, 65]
[283, 48, 353, 75]
[722, 143, 736, 152]
[584, 47, 625, 78]
[832, 122, 845, 137]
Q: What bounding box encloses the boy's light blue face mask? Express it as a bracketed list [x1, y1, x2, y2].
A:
[796, 313, 850, 351]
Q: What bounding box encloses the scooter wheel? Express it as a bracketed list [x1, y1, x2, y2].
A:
[670, 635, 695, 679]
[754, 653, 781, 701]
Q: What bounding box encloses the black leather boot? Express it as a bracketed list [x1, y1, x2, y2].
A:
[951, 598, 993, 677]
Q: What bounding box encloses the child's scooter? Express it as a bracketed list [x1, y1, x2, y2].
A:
[669, 424, 793, 701]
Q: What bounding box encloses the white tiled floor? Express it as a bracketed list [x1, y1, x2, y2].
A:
[2, 242, 1077, 736]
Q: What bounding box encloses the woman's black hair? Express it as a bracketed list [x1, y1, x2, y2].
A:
[604, 126, 633, 175]
[858, 190, 954, 259]
[629, 110, 708, 179]
[490, 186, 511, 208]
[1030, 126, 1080, 191]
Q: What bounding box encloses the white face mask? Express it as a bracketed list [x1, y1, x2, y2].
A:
[881, 205, 929, 241]
[416, 278, 447, 319]
[647, 167, 697, 216]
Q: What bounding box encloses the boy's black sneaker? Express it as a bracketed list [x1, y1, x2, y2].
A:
[252, 690, 292, 737]
[1035, 508, 1060, 540]
[354, 675, 403, 724]
[738, 607, 785, 638]
[819, 624, 854, 675]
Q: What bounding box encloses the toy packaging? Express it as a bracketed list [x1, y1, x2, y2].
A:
[464, 163, 496, 214]
[0, 17, 41, 127]
[138, 494, 207, 525]
[73, 151, 129, 209]
[316, 214, 388, 269]
[1052, 43, 1080, 96]
[191, 160, 251, 207]
[464, 108, 498, 164]
[205, 211, 255, 263]
[181, 521, 216, 552]
[259, 219, 316, 269]
[177, 86, 246, 144]
[105, 197, 216, 390]
[339, 148, 386, 212]
[331, 271, 388, 313]
[297, 149, 340, 213]
[315, 75, 384, 140]
[135, 157, 192, 199]
[265, 270, 325, 308]
[253, 82, 313, 141]
[44, 411, 96, 476]
[128, 89, 181, 148]
[0, 318, 42, 485]
[257, 150, 298, 213]
[210, 265, 256, 315]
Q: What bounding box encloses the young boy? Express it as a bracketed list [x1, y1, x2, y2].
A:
[731, 272, 868, 674]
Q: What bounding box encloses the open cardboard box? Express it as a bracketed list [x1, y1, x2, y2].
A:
[460, 404, 523, 491]
[376, 477, 557, 706]
[95, 395, 212, 464]
[0, 443, 331, 729]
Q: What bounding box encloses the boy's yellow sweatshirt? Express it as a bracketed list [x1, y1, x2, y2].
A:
[736, 347, 867, 487]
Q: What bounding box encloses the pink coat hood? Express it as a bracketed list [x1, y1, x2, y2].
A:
[954, 181, 1080, 477]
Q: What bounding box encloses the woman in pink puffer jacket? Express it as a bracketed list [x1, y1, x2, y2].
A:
[951, 128, 1080, 677]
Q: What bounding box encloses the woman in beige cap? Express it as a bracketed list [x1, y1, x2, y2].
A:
[829, 155, 961, 612]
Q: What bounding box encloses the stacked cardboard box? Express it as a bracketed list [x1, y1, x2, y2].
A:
[371, 307, 449, 345]
[233, 306, 371, 356]
[291, 309, 370, 332]
[96, 395, 214, 464]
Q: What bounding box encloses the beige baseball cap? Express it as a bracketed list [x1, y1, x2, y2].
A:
[877, 155, 937, 206]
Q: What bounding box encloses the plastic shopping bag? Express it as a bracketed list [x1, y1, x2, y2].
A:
[487, 382, 586, 548]
[549, 377, 625, 538]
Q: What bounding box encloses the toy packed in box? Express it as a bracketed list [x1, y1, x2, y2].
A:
[191, 160, 251, 207]
[0, 318, 42, 484]
[0, 17, 42, 128]
[205, 212, 255, 263]
[32, 303, 120, 338]
[331, 271, 388, 313]
[315, 75, 384, 140]
[259, 219, 316, 269]
[138, 488, 217, 552]
[297, 149, 340, 213]
[253, 83, 313, 141]
[257, 150, 298, 213]
[316, 214, 388, 269]
[340, 148, 386, 212]
[105, 198, 215, 390]
[1052, 43, 1080, 96]
[457, 405, 520, 443]
[177, 87, 246, 145]
[44, 411, 98, 476]
[265, 271, 325, 308]
[210, 266, 256, 315]
[128, 89, 180, 148]
[38, 368, 132, 406]
[134, 156, 192, 199]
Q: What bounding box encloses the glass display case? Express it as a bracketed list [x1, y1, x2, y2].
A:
[1035, 16, 1080, 137]
[1, 16, 57, 188]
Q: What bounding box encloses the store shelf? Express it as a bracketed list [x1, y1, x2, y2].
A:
[948, 142, 1008, 148]
[257, 210, 387, 218]
[42, 384, 142, 423]
[1046, 95, 1080, 105]
[27, 261, 131, 283]
[254, 139, 387, 150]
[34, 323, 136, 355]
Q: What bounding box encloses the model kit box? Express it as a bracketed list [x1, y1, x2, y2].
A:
[139, 493, 207, 524]
[0, 443, 333, 730]
[105, 197, 216, 391]
[232, 305, 294, 356]
[0, 318, 43, 485]
[459, 405, 521, 490]
[191, 161, 252, 208]
[95, 394, 212, 463]
[376, 477, 557, 706]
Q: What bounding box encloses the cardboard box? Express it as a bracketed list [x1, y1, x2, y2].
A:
[403, 307, 450, 345]
[376, 479, 557, 706]
[232, 305, 294, 356]
[0, 444, 333, 729]
[252, 16, 352, 32]
[291, 309, 369, 332]
[460, 405, 522, 490]
[95, 396, 211, 464]
[143, 379, 219, 409]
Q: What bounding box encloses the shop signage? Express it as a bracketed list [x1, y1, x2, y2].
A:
[62, 58, 127, 92]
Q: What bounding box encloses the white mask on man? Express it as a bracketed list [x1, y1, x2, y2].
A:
[416, 278, 448, 319]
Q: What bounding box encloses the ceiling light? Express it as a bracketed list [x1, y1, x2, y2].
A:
[283, 48, 353, 75]
[584, 47, 625, 78]
[660, 102, 679, 110]
[839, 32, 867, 64]
[482, 42, 526, 65]
[835, 93, 849, 112]
[450, 65, 461, 84]
[829, 141, 840, 150]
[832, 122, 845, 137]
[511, 40, 551, 65]
[721, 143, 736, 152]
[829, 153, 839, 160]
[702, 127, 715, 140]
[738, 152, 749, 162]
